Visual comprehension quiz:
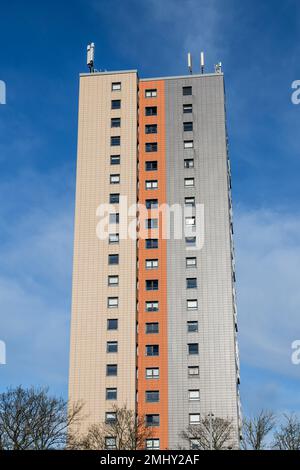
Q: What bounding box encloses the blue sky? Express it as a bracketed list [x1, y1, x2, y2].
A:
[0, 0, 300, 418]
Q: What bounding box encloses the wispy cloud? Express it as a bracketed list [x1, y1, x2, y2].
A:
[0, 167, 74, 395]
[236, 208, 300, 382]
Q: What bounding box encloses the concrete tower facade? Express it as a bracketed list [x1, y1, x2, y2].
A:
[69, 67, 241, 450]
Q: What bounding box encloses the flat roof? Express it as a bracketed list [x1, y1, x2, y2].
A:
[80, 70, 223, 80]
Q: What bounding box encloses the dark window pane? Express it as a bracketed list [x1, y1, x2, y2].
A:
[145, 239, 158, 249]
[111, 99, 121, 109]
[108, 254, 119, 265]
[146, 390, 159, 402]
[145, 124, 157, 134]
[106, 364, 118, 376]
[111, 136, 120, 146]
[110, 155, 120, 165]
[107, 319, 118, 330]
[111, 117, 121, 128]
[187, 278, 197, 289]
[183, 86, 192, 96]
[145, 161, 158, 171]
[146, 322, 159, 334]
[145, 199, 158, 209]
[145, 106, 157, 116]
[145, 142, 158, 152]
[109, 193, 120, 203]
[183, 121, 193, 131]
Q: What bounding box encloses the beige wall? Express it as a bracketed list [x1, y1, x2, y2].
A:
[69, 72, 138, 433]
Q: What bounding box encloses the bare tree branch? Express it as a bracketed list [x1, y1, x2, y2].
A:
[181, 415, 235, 450]
[273, 414, 300, 450]
[242, 410, 275, 450]
[68, 405, 153, 450]
[0, 386, 83, 450]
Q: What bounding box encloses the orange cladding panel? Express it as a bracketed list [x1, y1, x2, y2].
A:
[137, 80, 168, 449]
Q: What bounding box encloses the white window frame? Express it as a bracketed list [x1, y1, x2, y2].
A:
[146, 368, 160, 379]
[184, 140, 194, 149]
[186, 257, 197, 267]
[108, 297, 119, 308]
[145, 301, 159, 312]
[184, 177, 195, 187]
[189, 414, 200, 424]
[188, 390, 200, 401]
[145, 89, 157, 98]
[187, 299, 198, 310]
[110, 174, 120, 184]
[146, 259, 159, 269]
[112, 82, 121, 91]
[185, 217, 196, 226]
[108, 275, 119, 286]
[145, 180, 158, 190]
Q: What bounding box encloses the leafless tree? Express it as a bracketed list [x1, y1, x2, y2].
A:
[0, 386, 83, 450]
[68, 405, 153, 450]
[181, 415, 235, 450]
[242, 410, 276, 450]
[273, 414, 300, 450]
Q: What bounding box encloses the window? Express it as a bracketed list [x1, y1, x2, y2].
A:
[108, 297, 118, 308]
[108, 275, 119, 286]
[110, 155, 120, 165]
[183, 104, 193, 114]
[145, 106, 157, 116]
[190, 439, 201, 450]
[105, 437, 117, 449]
[145, 142, 158, 152]
[146, 322, 159, 334]
[146, 279, 158, 291]
[145, 160, 158, 171]
[188, 343, 199, 355]
[187, 299, 198, 310]
[109, 233, 119, 244]
[146, 345, 159, 356]
[105, 412, 117, 423]
[188, 389, 200, 401]
[111, 117, 121, 128]
[186, 257, 197, 267]
[185, 236, 196, 247]
[145, 301, 159, 312]
[185, 197, 195, 207]
[145, 124, 157, 134]
[109, 213, 119, 224]
[146, 367, 159, 379]
[146, 439, 160, 450]
[145, 180, 158, 190]
[109, 193, 120, 204]
[111, 136, 120, 146]
[183, 86, 192, 96]
[108, 254, 119, 265]
[146, 259, 158, 269]
[184, 177, 195, 187]
[145, 89, 157, 98]
[106, 364, 117, 376]
[112, 82, 121, 91]
[183, 121, 193, 132]
[187, 278, 197, 289]
[106, 388, 117, 400]
[145, 218, 158, 229]
[107, 341, 118, 353]
[107, 319, 118, 331]
[184, 140, 194, 149]
[146, 414, 160, 427]
[187, 321, 198, 333]
[189, 413, 200, 424]
[110, 174, 120, 184]
[188, 366, 199, 376]
[184, 158, 194, 168]
[145, 199, 158, 209]
[111, 99, 121, 109]
[146, 390, 159, 403]
[185, 216, 196, 226]
[145, 239, 158, 249]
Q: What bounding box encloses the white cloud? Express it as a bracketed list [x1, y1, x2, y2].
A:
[0, 167, 74, 395]
[236, 207, 300, 381]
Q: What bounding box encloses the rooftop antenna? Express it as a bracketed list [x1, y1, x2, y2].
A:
[200, 52, 205, 74]
[187, 52, 193, 74]
[87, 43, 95, 73]
[215, 62, 222, 74]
